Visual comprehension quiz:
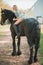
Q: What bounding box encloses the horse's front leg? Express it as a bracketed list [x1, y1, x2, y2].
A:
[10, 26, 16, 56]
[12, 36, 16, 56]
[17, 36, 21, 55]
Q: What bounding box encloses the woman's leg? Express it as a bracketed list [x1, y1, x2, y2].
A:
[14, 18, 23, 25]
[13, 24, 20, 38]
[13, 18, 23, 37]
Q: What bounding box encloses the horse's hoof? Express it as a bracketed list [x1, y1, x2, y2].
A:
[17, 51, 21, 55]
[34, 58, 38, 62]
[12, 52, 16, 56]
[28, 60, 33, 64]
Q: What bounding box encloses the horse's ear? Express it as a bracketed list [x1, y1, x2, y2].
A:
[1, 8, 3, 11]
[1, 8, 4, 13]
[1, 8, 4, 11]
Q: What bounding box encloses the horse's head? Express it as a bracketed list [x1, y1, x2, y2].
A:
[1, 8, 7, 25]
[1, 8, 17, 25]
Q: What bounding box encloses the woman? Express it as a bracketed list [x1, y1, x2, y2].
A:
[13, 5, 29, 37]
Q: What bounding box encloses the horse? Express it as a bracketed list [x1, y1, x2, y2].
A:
[1, 8, 40, 64]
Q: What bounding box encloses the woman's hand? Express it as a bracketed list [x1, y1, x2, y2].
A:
[13, 18, 15, 21]
[13, 18, 18, 21]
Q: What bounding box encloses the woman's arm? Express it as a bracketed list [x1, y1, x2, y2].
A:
[13, 17, 23, 21]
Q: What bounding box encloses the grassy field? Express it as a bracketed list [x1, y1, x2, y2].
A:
[40, 33, 43, 54]
[39, 33, 43, 64]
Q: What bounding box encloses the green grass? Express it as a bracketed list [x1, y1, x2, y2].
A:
[39, 33, 43, 64]
[39, 58, 43, 65]
[40, 33, 43, 54]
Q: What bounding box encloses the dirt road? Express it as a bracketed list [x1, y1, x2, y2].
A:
[0, 25, 41, 65]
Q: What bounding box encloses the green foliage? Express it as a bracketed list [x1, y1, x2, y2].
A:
[40, 33, 43, 54]
[39, 33, 43, 64]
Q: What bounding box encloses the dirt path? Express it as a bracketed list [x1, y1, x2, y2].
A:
[0, 25, 41, 65]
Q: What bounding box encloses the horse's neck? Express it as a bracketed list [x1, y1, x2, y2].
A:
[6, 10, 16, 24]
[7, 14, 13, 24]
[8, 18, 13, 24]
[8, 17, 15, 24]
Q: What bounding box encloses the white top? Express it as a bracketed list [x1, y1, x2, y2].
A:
[13, 10, 29, 19]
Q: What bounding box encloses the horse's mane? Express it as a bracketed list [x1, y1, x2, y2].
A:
[3, 9, 17, 18]
[4, 9, 14, 14]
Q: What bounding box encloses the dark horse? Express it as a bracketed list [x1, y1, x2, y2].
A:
[1, 9, 40, 64]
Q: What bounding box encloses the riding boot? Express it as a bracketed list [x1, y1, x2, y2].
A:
[13, 24, 20, 38]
